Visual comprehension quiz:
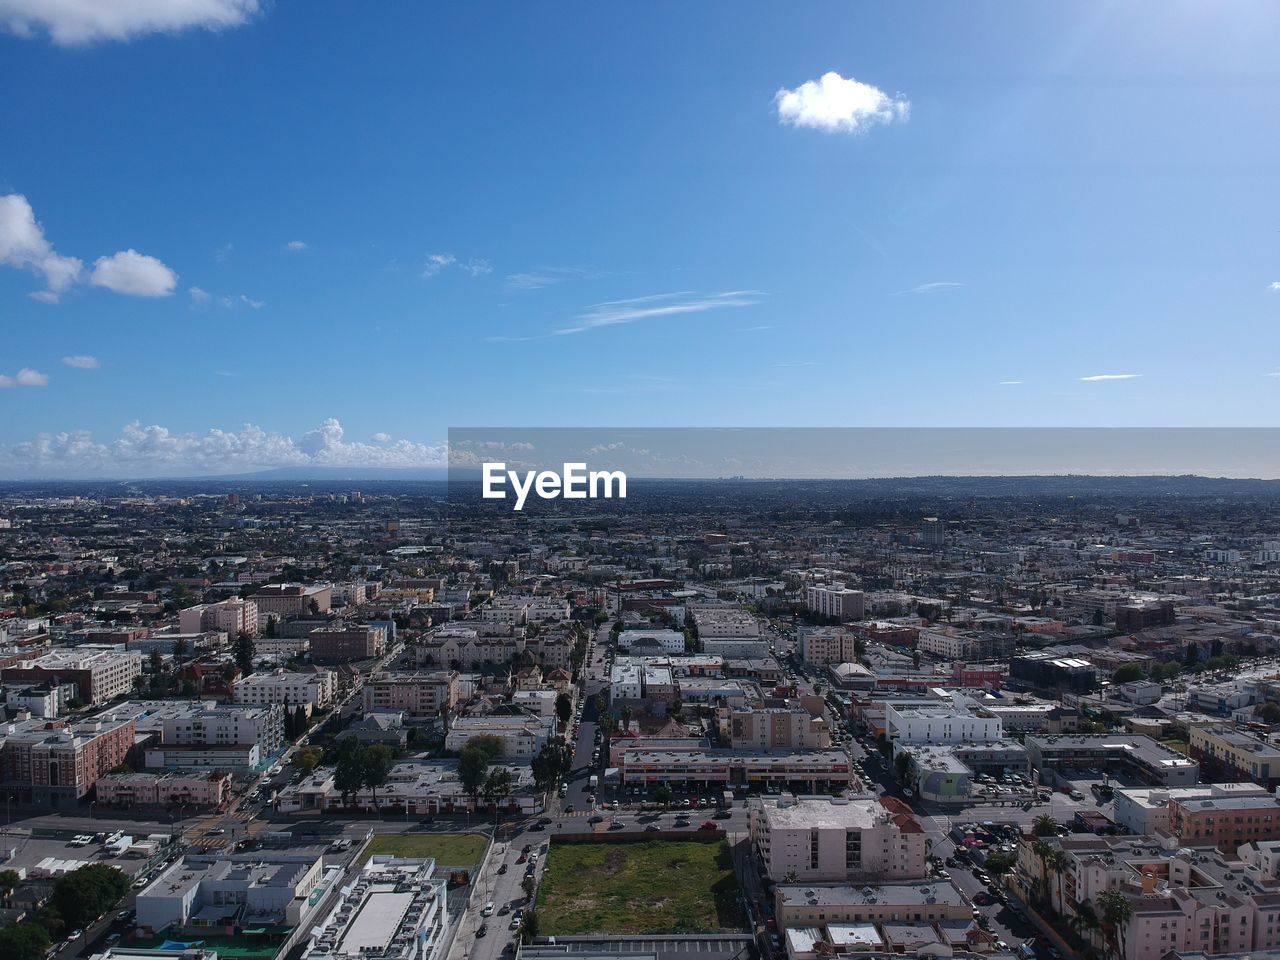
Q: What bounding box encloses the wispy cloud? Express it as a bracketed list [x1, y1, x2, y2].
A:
[285, 240, 307, 252]
[423, 253, 491, 278]
[999, 380, 1023, 385]
[555, 290, 764, 336]
[739, 325, 774, 332]
[505, 266, 602, 290]
[0, 368, 49, 388]
[1269, 282, 1280, 292]
[775, 71, 909, 134]
[62, 355, 99, 369]
[774, 360, 817, 368]
[0, 0, 261, 45]
[214, 242, 233, 262]
[189, 286, 263, 309]
[894, 281, 963, 296]
[1268, 372, 1280, 378]
[1079, 373, 1141, 382]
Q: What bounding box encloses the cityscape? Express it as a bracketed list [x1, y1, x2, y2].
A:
[4, 5, 1280, 960]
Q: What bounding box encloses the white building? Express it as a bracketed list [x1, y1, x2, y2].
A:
[617, 629, 686, 654]
[443, 715, 552, 758]
[233, 668, 336, 710]
[611, 662, 643, 700]
[806, 584, 866, 621]
[179, 598, 259, 637]
[303, 856, 447, 960]
[749, 795, 928, 883]
[159, 703, 284, 756]
[885, 698, 1003, 744]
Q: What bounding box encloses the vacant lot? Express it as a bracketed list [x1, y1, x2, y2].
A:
[536, 839, 746, 934]
[361, 832, 488, 865]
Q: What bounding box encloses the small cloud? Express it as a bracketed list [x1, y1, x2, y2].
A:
[1079, 373, 1141, 382]
[1269, 282, 1280, 292]
[213, 370, 236, 377]
[894, 281, 963, 296]
[0, 0, 261, 46]
[999, 380, 1024, 385]
[285, 240, 308, 252]
[555, 290, 764, 336]
[89, 249, 177, 297]
[775, 71, 909, 134]
[1268, 372, 1280, 378]
[739, 325, 774, 332]
[423, 253, 490, 278]
[0, 368, 49, 388]
[188, 286, 211, 305]
[0, 193, 84, 302]
[61, 355, 99, 369]
[484, 334, 543, 343]
[461, 258, 491, 276]
[214, 242, 234, 262]
[239, 294, 265, 309]
[371, 432, 391, 443]
[505, 266, 601, 290]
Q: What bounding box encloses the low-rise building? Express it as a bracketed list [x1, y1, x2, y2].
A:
[0, 649, 143, 704]
[362, 671, 459, 718]
[730, 705, 831, 752]
[1027, 734, 1200, 787]
[303, 856, 448, 960]
[443, 715, 551, 758]
[618, 747, 851, 792]
[96, 770, 232, 809]
[1189, 724, 1280, 788]
[233, 667, 336, 710]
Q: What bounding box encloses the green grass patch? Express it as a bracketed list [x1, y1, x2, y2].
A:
[1160, 738, 1191, 755]
[361, 832, 488, 865]
[536, 839, 747, 935]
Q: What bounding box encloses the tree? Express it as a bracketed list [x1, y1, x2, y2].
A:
[782, 870, 798, 883]
[458, 735, 503, 809]
[172, 635, 189, 667]
[655, 783, 674, 806]
[1259, 702, 1280, 724]
[0, 923, 51, 960]
[265, 616, 278, 638]
[293, 704, 310, 738]
[235, 631, 256, 676]
[363, 744, 395, 810]
[483, 767, 515, 811]
[1031, 839, 1055, 907]
[894, 752, 912, 784]
[292, 745, 324, 774]
[1110, 663, 1145, 684]
[521, 875, 536, 901]
[555, 693, 573, 728]
[983, 852, 1015, 875]
[333, 740, 368, 806]
[1032, 814, 1061, 837]
[50, 864, 129, 929]
[0, 870, 19, 905]
[1097, 890, 1132, 960]
[620, 704, 633, 733]
[520, 906, 539, 944]
[1046, 848, 1067, 913]
[531, 737, 574, 795]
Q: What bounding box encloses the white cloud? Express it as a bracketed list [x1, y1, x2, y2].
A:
[555, 291, 764, 336]
[999, 380, 1024, 385]
[1270, 282, 1280, 292]
[0, 0, 260, 45]
[775, 71, 909, 134]
[188, 286, 262, 309]
[0, 418, 448, 478]
[239, 294, 264, 309]
[1079, 373, 1141, 381]
[371, 432, 391, 443]
[0, 194, 83, 302]
[188, 286, 211, 305]
[423, 253, 490, 278]
[896, 281, 963, 295]
[89, 249, 177, 297]
[505, 267, 600, 290]
[285, 240, 307, 252]
[61, 355, 99, 369]
[0, 367, 49, 388]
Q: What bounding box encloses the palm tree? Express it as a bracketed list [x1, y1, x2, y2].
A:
[783, 870, 799, 883]
[1032, 813, 1061, 837]
[1097, 890, 1132, 960]
[1074, 899, 1101, 950]
[1031, 839, 1055, 906]
[1045, 848, 1067, 914]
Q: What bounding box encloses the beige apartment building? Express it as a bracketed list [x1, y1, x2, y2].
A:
[362, 671, 460, 717]
[730, 705, 832, 751]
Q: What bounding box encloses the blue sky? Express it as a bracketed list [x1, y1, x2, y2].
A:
[0, 1, 1278, 476]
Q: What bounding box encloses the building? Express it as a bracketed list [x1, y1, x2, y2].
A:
[921, 517, 946, 547]
[96, 770, 232, 809]
[730, 705, 831, 751]
[616, 629, 686, 654]
[1167, 793, 1280, 851]
[749, 795, 928, 883]
[805, 584, 866, 622]
[179, 598, 259, 637]
[136, 849, 326, 932]
[251, 583, 333, 619]
[799, 627, 857, 666]
[158, 703, 284, 757]
[1, 649, 143, 704]
[1116, 599, 1177, 631]
[443, 715, 551, 758]
[303, 856, 447, 960]
[1111, 784, 1271, 836]
[362, 672, 460, 718]
[917, 630, 1015, 662]
[885, 698, 1003, 744]
[1010, 651, 1098, 694]
[0, 716, 136, 806]
[1188, 724, 1280, 788]
[233, 667, 336, 710]
[618, 747, 851, 792]
[1026, 734, 1200, 787]
[773, 880, 970, 931]
[688, 604, 760, 639]
[279, 759, 541, 815]
[309, 625, 386, 661]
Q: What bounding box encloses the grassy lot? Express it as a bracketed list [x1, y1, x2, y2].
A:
[1161, 738, 1191, 755]
[536, 839, 747, 935]
[361, 832, 489, 865]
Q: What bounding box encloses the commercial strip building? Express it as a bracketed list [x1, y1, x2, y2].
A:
[303, 856, 448, 960]
[772, 879, 971, 930]
[279, 759, 541, 815]
[749, 795, 928, 883]
[1025, 734, 1200, 787]
[96, 770, 232, 809]
[617, 747, 852, 792]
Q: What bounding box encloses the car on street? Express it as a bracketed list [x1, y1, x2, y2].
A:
[477, 924, 488, 938]
[482, 902, 495, 916]
[698, 821, 717, 830]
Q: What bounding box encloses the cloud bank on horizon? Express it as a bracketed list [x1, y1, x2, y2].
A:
[0, 0, 260, 45]
[0, 419, 447, 478]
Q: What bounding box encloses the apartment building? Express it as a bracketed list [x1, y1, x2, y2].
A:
[232, 667, 336, 710]
[730, 705, 832, 751]
[308, 625, 386, 661]
[0, 716, 136, 806]
[749, 795, 927, 883]
[303, 856, 448, 960]
[1112, 784, 1271, 836]
[805, 583, 866, 621]
[916, 629, 1015, 662]
[617, 629, 686, 654]
[96, 770, 232, 809]
[1188, 724, 1280, 788]
[1168, 793, 1280, 851]
[251, 583, 333, 619]
[1, 649, 142, 704]
[443, 716, 551, 758]
[885, 699, 1003, 744]
[179, 597, 259, 637]
[159, 703, 284, 757]
[799, 627, 858, 666]
[688, 603, 760, 639]
[362, 671, 460, 717]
